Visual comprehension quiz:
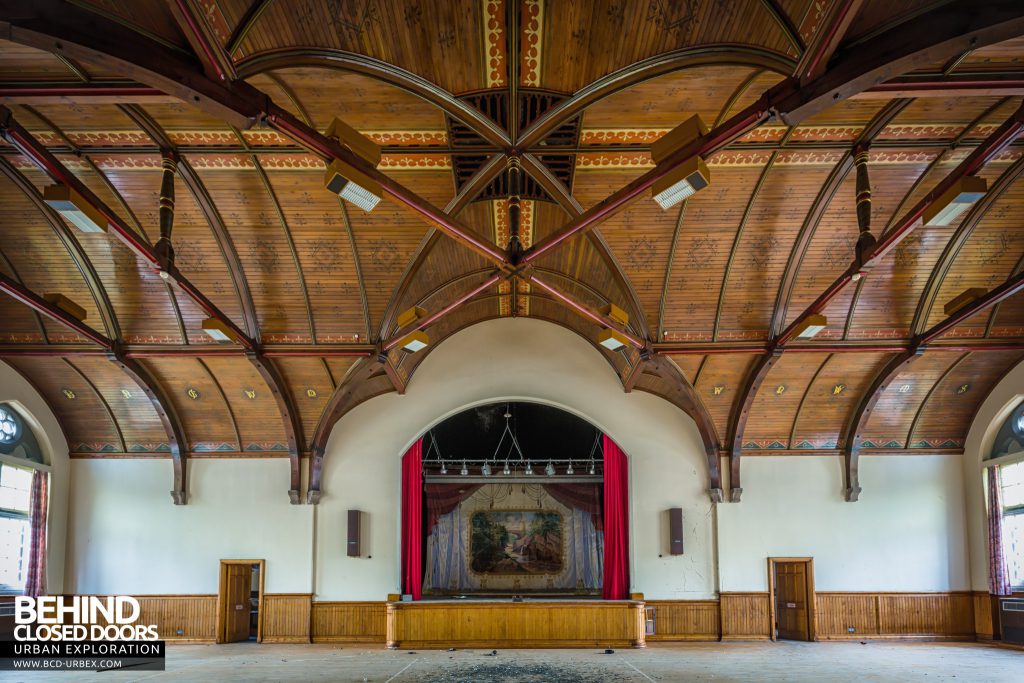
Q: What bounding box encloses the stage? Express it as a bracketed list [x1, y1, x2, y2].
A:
[385, 598, 647, 649]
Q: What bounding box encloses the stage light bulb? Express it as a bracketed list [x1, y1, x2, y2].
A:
[588, 462, 596, 475]
[525, 460, 533, 475]
[460, 461, 468, 476]
[545, 461, 555, 476]
[481, 462, 492, 476]
[440, 461, 447, 475]
[566, 462, 574, 475]
[503, 462, 511, 475]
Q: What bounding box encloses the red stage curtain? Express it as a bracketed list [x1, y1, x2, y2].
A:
[543, 483, 603, 531]
[602, 435, 630, 600]
[401, 440, 423, 600]
[425, 483, 483, 534]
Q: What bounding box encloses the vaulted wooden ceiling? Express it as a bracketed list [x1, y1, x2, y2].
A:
[1, 0, 1023, 504]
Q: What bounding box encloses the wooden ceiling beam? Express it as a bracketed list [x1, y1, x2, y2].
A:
[0, 104, 257, 349]
[726, 349, 782, 502]
[861, 72, 1024, 98]
[757, 0, 804, 54]
[794, 0, 864, 83]
[0, 272, 191, 503]
[776, 100, 1024, 347]
[0, 271, 112, 348]
[918, 271, 1024, 346]
[165, 0, 236, 82]
[911, 155, 1024, 337]
[226, 0, 274, 55]
[246, 351, 303, 503]
[523, 274, 646, 349]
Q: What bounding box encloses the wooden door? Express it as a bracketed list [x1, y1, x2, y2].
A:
[774, 561, 809, 641]
[223, 564, 251, 643]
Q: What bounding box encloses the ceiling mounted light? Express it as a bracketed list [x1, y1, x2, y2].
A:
[652, 155, 711, 209]
[481, 462, 492, 477]
[201, 317, 239, 343]
[43, 293, 87, 322]
[923, 176, 987, 226]
[650, 114, 709, 165]
[398, 330, 429, 353]
[545, 461, 555, 476]
[793, 314, 828, 340]
[600, 303, 629, 327]
[43, 185, 108, 233]
[597, 328, 629, 351]
[323, 159, 383, 212]
[943, 288, 987, 316]
[460, 461, 468, 476]
[326, 117, 382, 167]
[396, 306, 427, 330]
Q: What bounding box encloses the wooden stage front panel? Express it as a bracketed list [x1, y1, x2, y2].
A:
[385, 600, 647, 649]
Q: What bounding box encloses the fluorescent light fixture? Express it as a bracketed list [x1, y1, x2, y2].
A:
[923, 176, 987, 226]
[600, 303, 629, 327]
[943, 288, 987, 316]
[652, 156, 710, 209]
[325, 117, 382, 166]
[43, 185, 108, 233]
[794, 314, 828, 339]
[43, 293, 87, 322]
[398, 330, 429, 353]
[650, 114, 709, 165]
[396, 306, 427, 329]
[201, 317, 238, 343]
[324, 159, 383, 212]
[597, 328, 629, 351]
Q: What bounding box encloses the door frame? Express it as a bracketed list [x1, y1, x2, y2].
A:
[767, 557, 815, 642]
[217, 559, 265, 644]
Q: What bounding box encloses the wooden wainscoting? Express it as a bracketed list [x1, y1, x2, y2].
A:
[86, 595, 217, 642]
[261, 594, 312, 643]
[720, 592, 771, 640]
[645, 600, 720, 641]
[815, 592, 975, 641]
[312, 602, 387, 643]
[973, 592, 997, 640]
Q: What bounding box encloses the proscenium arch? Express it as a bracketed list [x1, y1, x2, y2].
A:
[308, 317, 719, 503]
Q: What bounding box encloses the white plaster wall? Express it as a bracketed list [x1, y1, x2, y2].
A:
[315, 318, 716, 600]
[963, 358, 1024, 591]
[67, 459, 313, 594]
[717, 454, 969, 591]
[0, 360, 70, 594]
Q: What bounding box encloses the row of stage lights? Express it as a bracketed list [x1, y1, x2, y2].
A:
[433, 459, 598, 477]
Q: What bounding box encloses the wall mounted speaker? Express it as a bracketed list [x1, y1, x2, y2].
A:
[669, 507, 684, 555]
[347, 509, 361, 557]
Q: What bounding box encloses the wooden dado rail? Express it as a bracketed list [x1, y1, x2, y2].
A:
[386, 600, 647, 649]
[84, 591, 992, 644]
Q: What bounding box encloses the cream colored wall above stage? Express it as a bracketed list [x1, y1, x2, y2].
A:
[717, 454, 969, 592]
[315, 318, 717, 601]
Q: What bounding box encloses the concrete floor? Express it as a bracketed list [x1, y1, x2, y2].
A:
[5, 641, 1022, 682]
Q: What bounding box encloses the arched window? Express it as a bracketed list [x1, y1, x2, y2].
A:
[989, 400, 1024, 591]
[0, 403, 47, 595]
[990, 400, 1024, 460]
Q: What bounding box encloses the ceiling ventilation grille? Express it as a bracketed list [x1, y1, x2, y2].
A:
[447, 89, 579, 203]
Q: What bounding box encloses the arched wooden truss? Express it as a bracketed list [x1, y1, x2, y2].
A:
[1, 0, 1024, 505]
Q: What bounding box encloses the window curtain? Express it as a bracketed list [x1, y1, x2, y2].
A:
[602, 435, 629, 600]
[987, 465, 1012, 596]
[400, 440, 423, 600]
[25, 470, 47, 597]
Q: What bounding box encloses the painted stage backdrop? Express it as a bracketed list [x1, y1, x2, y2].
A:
[425, 484, 603, 594]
